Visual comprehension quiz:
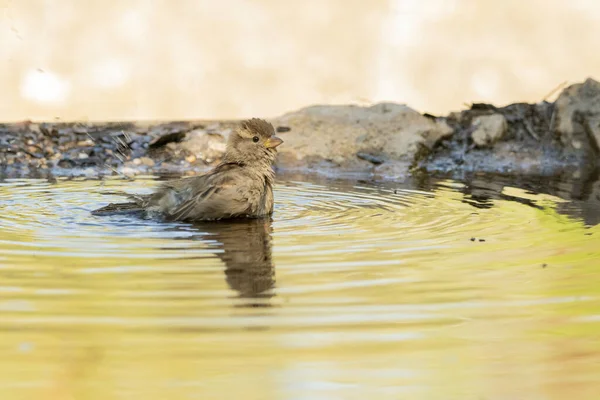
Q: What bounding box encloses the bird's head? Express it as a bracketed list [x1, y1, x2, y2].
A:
[224, 118, 283, 166]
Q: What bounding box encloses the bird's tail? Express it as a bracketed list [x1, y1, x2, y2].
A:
[91, 201, 145, 216]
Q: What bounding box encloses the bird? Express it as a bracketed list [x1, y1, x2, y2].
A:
[92, 118, 283, 221]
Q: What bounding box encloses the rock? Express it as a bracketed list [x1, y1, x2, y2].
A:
[372, 160, 413, 181]
[26, 146, 43, 158]
[271, 103, 453, 177]
[554, 78, 600, 150]
[471, 114, 508, 147]
[205, 123, 221, 132]
[182, 129, 227, 163]
[57, 159, 75, 168]
[29, 123, 40, 134]
[129, 142, 141, 150]
[0, 79, 598, 182]
[219, 128, 232, 139]
[76, 139, 94, 147]
[73, 125, 88, 134]
[58, 136, 72, 146]
[585, 116, 600, 152]
[357, 152, 384, 165]
[149, 131, 187, 149]
[139, 157, 155, 167]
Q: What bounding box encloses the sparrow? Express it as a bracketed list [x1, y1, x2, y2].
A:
[92, 118, 283, 221]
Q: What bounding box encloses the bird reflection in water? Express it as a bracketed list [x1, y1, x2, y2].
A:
[188, 217, 276, 307]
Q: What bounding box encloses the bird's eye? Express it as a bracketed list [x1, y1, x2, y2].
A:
[252, 136, 259, 143]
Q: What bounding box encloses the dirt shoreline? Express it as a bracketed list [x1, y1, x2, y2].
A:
[1, 79, 599, 184]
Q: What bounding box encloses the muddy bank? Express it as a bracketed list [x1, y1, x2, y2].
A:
[1, 78, 599, 183]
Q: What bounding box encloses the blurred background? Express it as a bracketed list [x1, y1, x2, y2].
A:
[1, 0, 599, 122]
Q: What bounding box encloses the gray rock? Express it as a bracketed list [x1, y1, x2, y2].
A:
[271, 103, 453, 177]
[471, 114, 508, 147]
[585, 116, 600, 152]
[554, 78, 600, 150]
[2, 79, 599, 182]
[182, 129, 227, 163]
[139, 156, 155, 167]
[356, 151, 385, 165]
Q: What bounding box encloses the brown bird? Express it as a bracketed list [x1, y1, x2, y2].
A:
[92, 118, 283, 221]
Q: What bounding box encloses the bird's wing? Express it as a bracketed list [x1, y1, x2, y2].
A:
[166, 167, 262, 221]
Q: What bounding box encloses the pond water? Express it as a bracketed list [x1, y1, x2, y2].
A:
[0, 173, 599, 399]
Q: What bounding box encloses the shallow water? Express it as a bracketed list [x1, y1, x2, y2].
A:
[0, 174, 599, 400]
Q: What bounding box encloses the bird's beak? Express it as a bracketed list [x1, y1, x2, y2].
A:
[264, 136, 283, 148]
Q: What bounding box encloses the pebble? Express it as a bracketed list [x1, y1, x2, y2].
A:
[332, 155, 345, 165]
[58, 136, 72, 145]
[357, 152, 384, 165]
[132, 158, 142, 165]
[186, 155, 197, 163]
[139, 157, 155, 167]
[78, 153, 89, 160]
[121, 167, 137, 175]
[73, 126, 88, 134]
[27, 146, 42, 156]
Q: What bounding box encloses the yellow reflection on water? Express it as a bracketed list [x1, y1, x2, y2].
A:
[0, 176, 599, 399]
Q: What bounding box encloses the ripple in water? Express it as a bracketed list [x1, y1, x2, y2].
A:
[0, 174, 599, 399]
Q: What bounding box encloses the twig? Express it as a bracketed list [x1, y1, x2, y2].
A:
[85, 132, 96, 143]
[20, 147, 43, 158]
[548, 106, 557, 134]
[518, 108, 540, 141]
[103, 163, 121, 175]
[543, 81, 568, 102]
[115, 135, 128, 149]
[523, 118, 540, 141]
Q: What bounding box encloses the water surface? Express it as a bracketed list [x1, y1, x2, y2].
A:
[0, 174, 599, 399]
